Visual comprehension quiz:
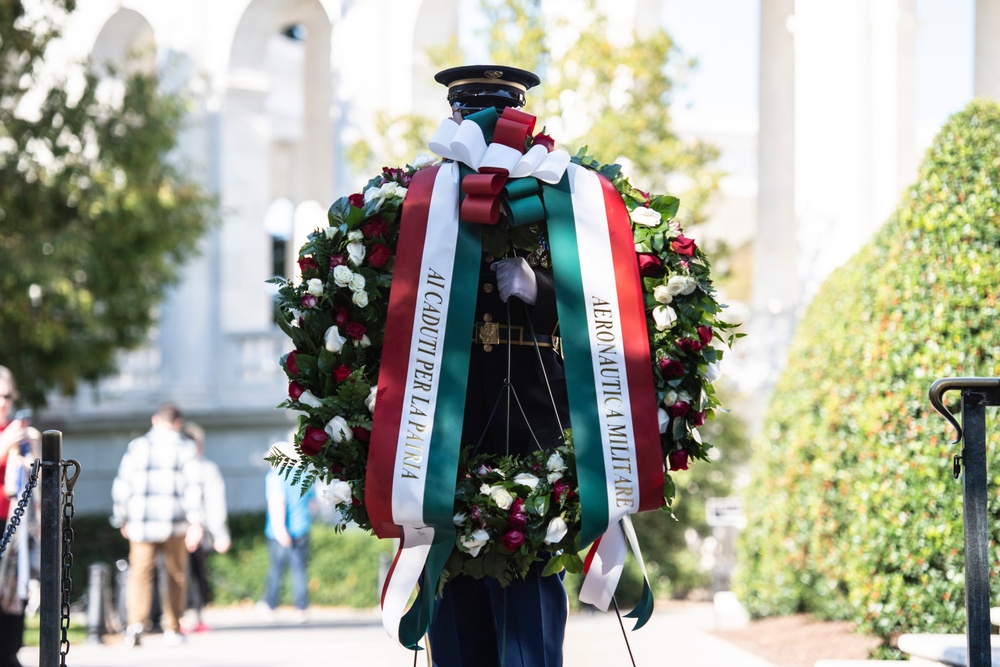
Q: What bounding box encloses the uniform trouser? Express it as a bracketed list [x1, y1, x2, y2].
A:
[127, 535, 188, 632]
[429, 561, 567, 667]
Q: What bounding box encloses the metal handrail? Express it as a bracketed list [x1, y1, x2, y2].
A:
[928, 377, 1000, 667]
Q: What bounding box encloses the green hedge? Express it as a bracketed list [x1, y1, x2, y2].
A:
[735, 99, 1000, 639]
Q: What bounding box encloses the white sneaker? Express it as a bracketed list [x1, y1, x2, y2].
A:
[255, 600, 276, 621]
[124, 623, 143, 648]
[163, 629, 186, 645]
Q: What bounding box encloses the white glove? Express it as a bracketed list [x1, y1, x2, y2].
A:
[490, 257, 538, 305]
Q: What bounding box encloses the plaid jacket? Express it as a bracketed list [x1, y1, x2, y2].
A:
[111, 425, 204, 543]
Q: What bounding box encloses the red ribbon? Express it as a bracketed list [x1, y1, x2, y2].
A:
[459, 108, 538, 225]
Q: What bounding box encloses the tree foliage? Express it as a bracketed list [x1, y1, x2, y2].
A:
[0, 0, 216, 406]
[350, 0, 719, 226]
[735, 99, 1000, 639]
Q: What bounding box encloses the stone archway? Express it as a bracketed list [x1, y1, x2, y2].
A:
[90, 7, 156, 75]
[220, 0, 333, 333]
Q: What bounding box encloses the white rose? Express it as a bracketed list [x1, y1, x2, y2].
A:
[652, 305, 678, 331]
[490, 487, 514, 510]
[666, 275, 688, 296]
[353, 334, 371, 348]
[322, 480, 353, 506]
[460, 529, 491, 557]
[453, 512, 467, 526]
[297, 390, 323, 408]
[513, 473, 539, 490]
[324, 325, 346, 353]
[658, 407, 670, 434]
[547, 471, 563, 483]
[653, 285, 673, 304]
[480, 483, 492, 496]
[324, 226, 339, 240]
[679, 276, 698, 295]
[306, 278, 324, 296]
[663, 390, 678, 406]
[333, 265, 353, 287]
[289, 309, 304, 328]
[364, 386, 377, 413]
[347, 230, 363, 241]
[379, 182, 400, 199]
[678, 391, 692, 403]
[324, 416, 354, 444]
[349, 273, 366, 292]
[412, 152, 437, 169]
[544, 517, 569, 545]
[705, 361, 722, 383]
[629, 206, 662, 228]
[546, 452, 567, 472]
[352, 290, 369, 308]
[363, 186, 379, 204]
[347, 242, 366, 266]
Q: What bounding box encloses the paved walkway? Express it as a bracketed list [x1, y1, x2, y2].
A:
[19, 601, 779, 667]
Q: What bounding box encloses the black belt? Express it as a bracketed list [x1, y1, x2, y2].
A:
[474, 322, 561, 353]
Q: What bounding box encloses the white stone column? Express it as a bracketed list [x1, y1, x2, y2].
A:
[793, 0, 873, 292]
[749, 0, 798, 400]
[975, 0, 1000, 99]
[870, 0, 918, 223]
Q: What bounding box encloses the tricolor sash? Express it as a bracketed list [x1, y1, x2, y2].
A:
[367, 109, 664, 646]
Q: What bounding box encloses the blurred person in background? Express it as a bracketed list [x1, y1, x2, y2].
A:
[256, 440, 316, 623]
[180, 422, 230, 633]
[111, 403, 204, 647]
[0, 365, 40, 667]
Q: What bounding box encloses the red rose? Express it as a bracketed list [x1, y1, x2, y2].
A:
[509, 511, 528, 531]
[693, 410, 707, 427]
[668, 449, 689, 471]
[301, 427, 328, 456]
[511, 498, 524, 513]
[367, 243, 392, 269]
[288, 381, 305, 401]
[670, 401, 691, 418]
[697, 325, 713, 347]
[285, 351, 301, 376]
[329, 253, 346, 270]
[671, 234, 697, 257]
[298, 256, 319, 276]
[362, 217, 389, 238]
[470, 506, 483, 522]
[334, 305, 349, 327]
[501, 529, 526, 552]
[659, 358, 685, 378]
[636, 188, 651, 207]
[300, 294, 317, 309]
[330, 465, 345, 476]
[552, 479, 575, 503]
[348, 193, 365, 208]
[344, 322, 367, 340]
[532, 133, 555, 152]
[352, 426, 371, 443]
[334, 365, 352, 382]
[677, 338, 703, 353]
[637, 253, 662, 276]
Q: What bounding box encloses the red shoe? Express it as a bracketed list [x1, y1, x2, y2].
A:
[195, 621, 211, 633]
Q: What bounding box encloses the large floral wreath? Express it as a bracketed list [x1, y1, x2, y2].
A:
[270, 142, 738, 585]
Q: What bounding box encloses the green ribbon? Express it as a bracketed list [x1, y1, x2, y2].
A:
[502, 177, 545, 227]
[542, 173, 609, 548]
[624, 578, 654, 630]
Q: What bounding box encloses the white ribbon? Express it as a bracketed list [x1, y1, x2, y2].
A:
[578, 515, 650, 612]
[428, 117, 571, 184]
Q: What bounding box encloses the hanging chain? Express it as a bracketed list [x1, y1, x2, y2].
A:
[60, 460, 81, 667]
[0, 458, 40, 560]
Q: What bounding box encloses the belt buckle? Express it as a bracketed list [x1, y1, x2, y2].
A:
[478, 321, 500, 346]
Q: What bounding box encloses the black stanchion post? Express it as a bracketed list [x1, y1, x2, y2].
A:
[87, 562, 111, 644]
[961, 391, 991, 667]
[39, 430, 63, 666]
